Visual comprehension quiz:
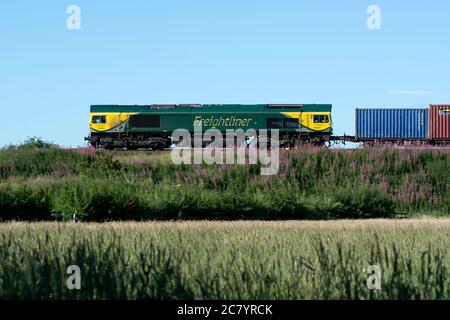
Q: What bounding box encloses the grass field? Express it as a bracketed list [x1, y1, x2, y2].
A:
[1, 219, 449, 300]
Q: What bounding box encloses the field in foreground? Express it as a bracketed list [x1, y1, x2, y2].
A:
[0, 219, 449, 300]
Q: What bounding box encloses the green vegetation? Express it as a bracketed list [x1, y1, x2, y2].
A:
[5, 137, 56, 150]
[1, 141, 448, 299]
[0, 220, 449, 299]
[0, 145, 449, 220]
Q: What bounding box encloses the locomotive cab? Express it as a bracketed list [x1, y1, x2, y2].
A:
[299, 112, 332, 133]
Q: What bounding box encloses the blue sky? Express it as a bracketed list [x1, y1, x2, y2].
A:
[1, 0, 449, 147]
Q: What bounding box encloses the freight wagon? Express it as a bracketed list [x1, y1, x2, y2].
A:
[429, 105, 450, 143]
[355, 108, 429, 141]
[354, 105, 450, 145]
[86, 104, 333, 149]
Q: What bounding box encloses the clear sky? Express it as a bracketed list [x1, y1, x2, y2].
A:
[1, 1, 449, 147]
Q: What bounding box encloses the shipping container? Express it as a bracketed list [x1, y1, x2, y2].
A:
[429, 105, 450, 141]
[355, 108, 428, 141]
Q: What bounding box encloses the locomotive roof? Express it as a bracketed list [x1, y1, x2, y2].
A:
[90, 104, 332, 113]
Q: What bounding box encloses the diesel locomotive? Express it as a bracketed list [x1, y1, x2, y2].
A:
[85, 104, 333, 150]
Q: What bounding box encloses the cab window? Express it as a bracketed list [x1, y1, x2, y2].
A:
[92, 115, 106, 124]
[313, 115, 329, 123]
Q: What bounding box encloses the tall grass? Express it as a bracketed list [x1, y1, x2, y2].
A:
[0, 220, 449, 300]
[0, 147, 449, 220]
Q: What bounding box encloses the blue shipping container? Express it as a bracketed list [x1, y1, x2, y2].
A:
[356, 108, 428, 140]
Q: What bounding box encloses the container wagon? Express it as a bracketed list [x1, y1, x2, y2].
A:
[429, 105, 450, 144]
[354, 106, 450, 145]
[355, 108, 428, 143]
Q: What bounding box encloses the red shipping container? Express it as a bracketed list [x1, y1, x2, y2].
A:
[429, 105, 450, 141]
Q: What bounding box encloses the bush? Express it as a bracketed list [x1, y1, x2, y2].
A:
[5, 137, 56, 150]
[329, 186, 396, 218]
[53, 178, 147, 221]
[0, 180, 53, 220]
[0, 148, 118, 179]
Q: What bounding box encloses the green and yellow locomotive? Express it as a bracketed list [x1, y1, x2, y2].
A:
[86, 104, 332, 149]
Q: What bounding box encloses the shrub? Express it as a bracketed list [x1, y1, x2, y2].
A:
[5, 137, 56, 150]
[53, 178, 147, 221]
[0, 180, 53, 220]
[329, 186, 396, 218]
[0, 148, 119, 179]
